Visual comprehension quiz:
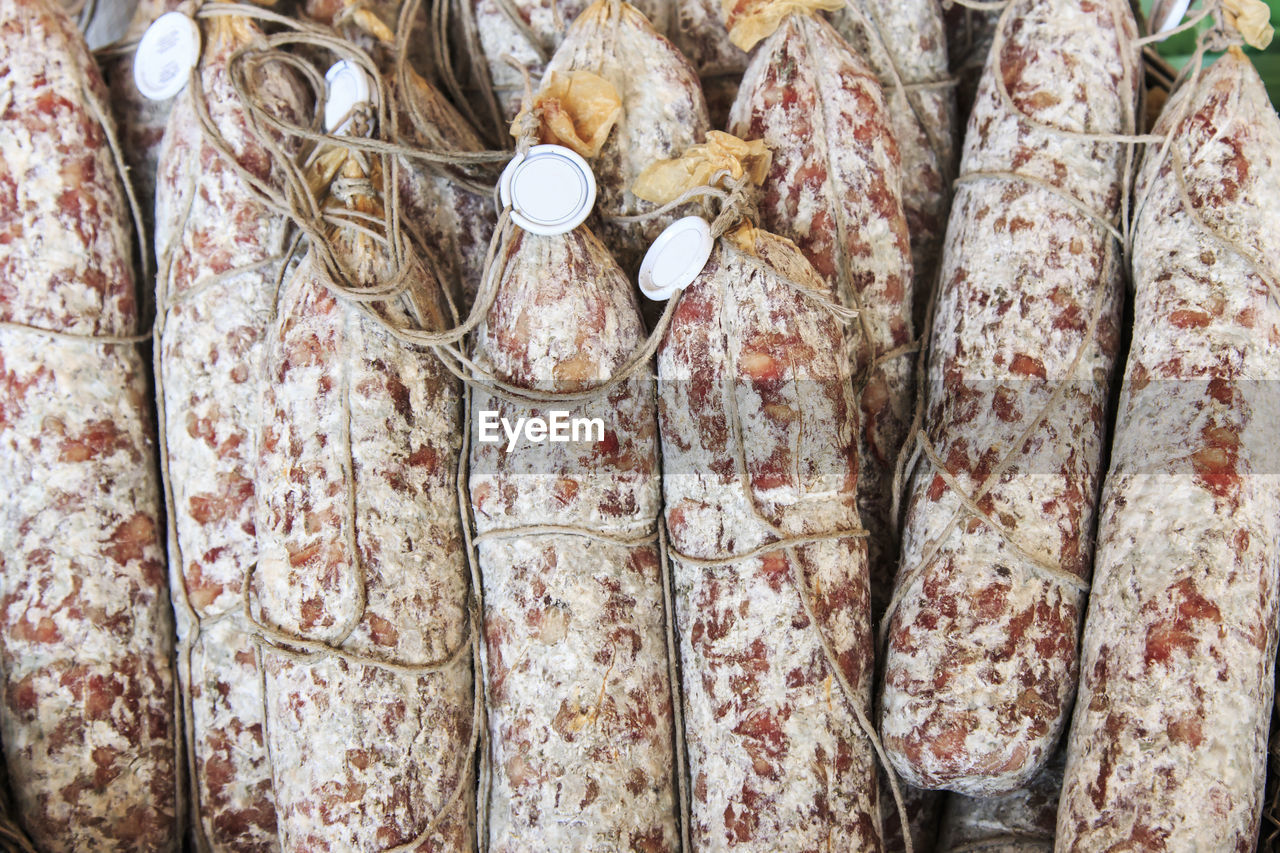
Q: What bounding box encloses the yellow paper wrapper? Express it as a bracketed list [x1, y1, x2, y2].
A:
[511, 70, 623, 159]
[1223, 0, 1274, 50]
[631, 131, 772, 205]
[721, 0, 843, 51]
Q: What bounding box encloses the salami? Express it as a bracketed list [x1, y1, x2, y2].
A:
[153, 13, 309, 851]
[826, 0, 956, 325]
[1056, 48, 1280, 852]
[251, 147, 474, 851]
[539, 0, 709, 274]
[0, 0, 178, 849]
[937, 751, 1063, 852]
[726, 9, 914, 620]
[395, 72, 497, 311]
[471, 0, 671, 120]
[470, 224, 678, 851]
[670, 0, 745, 127]
[659, 217, 881, 850]
[878, 0, 1139, 796]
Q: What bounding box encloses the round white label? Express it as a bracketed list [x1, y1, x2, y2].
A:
[639, 216, 714, 301]
[498, 145, 597, 236]
[324, 60, 376, 135]
[133, 12, 201, 101]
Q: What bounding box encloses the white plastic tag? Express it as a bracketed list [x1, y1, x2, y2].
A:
[1158, 0, 1194, 33]
[639, 216, 713, 301]
[498, 145, 597, 236]
[133, 12, 201, 101]
[324, 60, 377, 135]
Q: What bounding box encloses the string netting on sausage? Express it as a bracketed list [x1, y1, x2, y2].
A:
[171, 3, 1036, 849]
[1135, 36, 1280, 840]
[149, 8, 524, 850]
[835, 0, 959, 221]
[452, 0, 572, 123]
[187, 14, 696, 850]
[876, 0, 1263, 657]
[422, 0, 508, 143]
[221, 36, 904, 843]
[0, 6, 177, 835]
[609, 151, 927, 848]
[0, 32, 111, 844]
[269, 28, 930, 842]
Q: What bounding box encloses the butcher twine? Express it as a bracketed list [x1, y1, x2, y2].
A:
[156, 9, 494, 851]
[882, 0, 1268, 658]
[608, 141, 925, 849]
[219, 28, 911, 839]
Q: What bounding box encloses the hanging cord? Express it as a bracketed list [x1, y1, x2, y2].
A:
[428, 0, 508, 142]
[395, 0, 508, 178]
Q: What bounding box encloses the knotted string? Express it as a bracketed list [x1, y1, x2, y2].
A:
[883, 0, 1144, 651]
[659, 225, 912, 848]
[883, 0, 1262, 657]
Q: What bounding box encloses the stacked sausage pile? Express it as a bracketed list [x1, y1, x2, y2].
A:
[0, 0, 1277, 850]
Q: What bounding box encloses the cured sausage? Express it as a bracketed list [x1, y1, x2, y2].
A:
[726, 9, 914, 619]
[393, 70, 497, 311]
[539, 0, 709, 274]
[1056, 48, 1280, 852]
[471, 224, 678, 851]
[878, 0, 1140, 796]
[659, 220, 881, 850]
[670, 0, 745, 127]
[153, 13, 308, 851]
[0, 0, 178, 849]
[826, 0, 956, 325]
[252, 147, 474, 852]
[471, 0, 671, 119]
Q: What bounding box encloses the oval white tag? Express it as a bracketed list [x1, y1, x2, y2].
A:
[639, 216, 714, 301]
[498, 145, 597, 236]
[133, 12, 201, 101]
[324, 60, 377, 135]
[1158, 0, 1193, 33]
